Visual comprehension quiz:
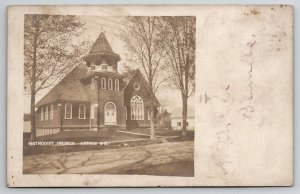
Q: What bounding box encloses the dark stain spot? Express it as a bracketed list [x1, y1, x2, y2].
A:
[244, 9, 260, 16]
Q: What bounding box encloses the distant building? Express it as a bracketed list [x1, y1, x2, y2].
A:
[34, 32, 160, 137]
[158, 110, 172, 130]
[170, 106, 194, 130]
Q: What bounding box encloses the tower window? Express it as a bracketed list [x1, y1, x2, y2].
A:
[86, 61, 91, 67]
[102, 64, 108, 70]
[108, 78, 113, 90]
[115, 79, 119, 91]
[101, 78, 106, 89]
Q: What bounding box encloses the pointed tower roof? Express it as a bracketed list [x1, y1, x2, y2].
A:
[83, 32, 120, 61]
[89, 32, 114, 54]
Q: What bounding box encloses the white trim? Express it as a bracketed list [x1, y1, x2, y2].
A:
[78, 104, 86, 119]
[64, 103, 72, 119]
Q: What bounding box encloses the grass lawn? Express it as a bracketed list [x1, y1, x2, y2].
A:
[35, 130, 144, 142]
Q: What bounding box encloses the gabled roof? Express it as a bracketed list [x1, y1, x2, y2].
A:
[36, 65, 89, 107]
[123, 69, 160, 106]
[36, 66, 161, 107]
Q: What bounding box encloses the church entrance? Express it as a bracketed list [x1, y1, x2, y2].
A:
[104, 102, 117, 125]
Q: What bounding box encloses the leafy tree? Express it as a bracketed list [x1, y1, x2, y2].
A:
[24, 14, 85, 140]
[162, 16, 196, 136]
[121, 16, 169, 139]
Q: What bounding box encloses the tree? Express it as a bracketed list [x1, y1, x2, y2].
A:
[24, 14, 85, 140]
[121, 16, 169, 139]
[162, 16, 196, 136]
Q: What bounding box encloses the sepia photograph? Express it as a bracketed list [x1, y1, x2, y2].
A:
[22, 15, 196, 176]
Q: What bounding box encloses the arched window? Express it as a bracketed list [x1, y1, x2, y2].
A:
[101, 77, 106, 89]
[108, 78, 113, 90]
[79, 104, 86, 119]
[41, 107, 44, 121]
[50, 105, 54, 119]
[45, 106, 49, 120]
[115, 79, 119, 91]
[131, 95, 144, 120]
[65, 103, 72, 119]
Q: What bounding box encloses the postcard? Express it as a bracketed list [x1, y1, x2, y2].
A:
[7, 5, 293, 187]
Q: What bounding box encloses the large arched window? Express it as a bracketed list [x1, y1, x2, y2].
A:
[40, 107, 44, 121]
[115, 79, 119, 91]
[50, 105, 54, 119]
[108, 78, 113, 90]
[79, 104, 86, 119]
[101, 77, 106, 89]
[65, 103, 72, 119]
[131, 95, 144, 120]
[45, 106, 49, 120]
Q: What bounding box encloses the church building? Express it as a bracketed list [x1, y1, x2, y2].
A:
[35, 32, 160, 137]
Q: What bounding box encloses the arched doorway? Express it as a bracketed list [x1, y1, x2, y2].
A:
[104, 102, 116, 125]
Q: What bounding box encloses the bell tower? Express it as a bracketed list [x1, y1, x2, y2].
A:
[83, 32, 121, 72]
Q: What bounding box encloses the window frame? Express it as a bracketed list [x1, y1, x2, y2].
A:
[115, 79, 119, 91]
[130, 95, 144, 120]
[40, 107, 44, 121]
[134, 82, 140, 90]
[78, 104, 86, 119]
[101, 77, 106, 89]
[65, 103, 72, 119]
[45, 106, 49, 120]
[108, 78, 113, 90]
[50, 105, 54, 120]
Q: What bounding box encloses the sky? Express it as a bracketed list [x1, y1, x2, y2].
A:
[24, 15, 194, 114]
